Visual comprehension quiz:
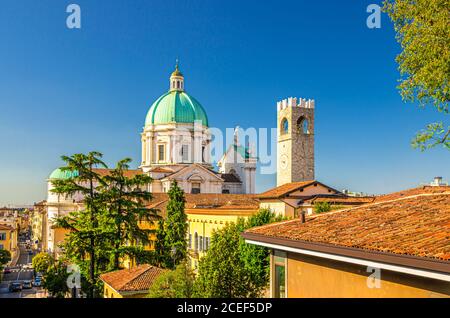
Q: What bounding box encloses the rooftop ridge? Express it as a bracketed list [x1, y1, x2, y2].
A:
[308, 191, 450, 220]
[247, 191, 450, 234]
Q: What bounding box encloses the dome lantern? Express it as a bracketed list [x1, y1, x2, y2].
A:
[170, 59, 184, 91]
[145, 62, 209, 127]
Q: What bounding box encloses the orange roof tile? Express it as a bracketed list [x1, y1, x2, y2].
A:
[246, 192, 450, 262]
[92, 168, 143, 178]
[307, 196, 375, 205]
[258, 181, 316, 199]
[146, 193, 259, 214]
[0, 224, 14, 231]
[149, 167, 174, 174]
[373, 185, 450, 203]
[100, 264, 166, 293]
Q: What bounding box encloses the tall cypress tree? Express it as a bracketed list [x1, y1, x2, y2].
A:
[99, 158, 158, 270]
[162, 181, 187, 269]
[52, 151, 107, 298]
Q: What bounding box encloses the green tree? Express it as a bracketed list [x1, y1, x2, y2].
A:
[43, 261, 70, 298]
[0, 249, 11, 274]
[52, 151, 108, 297]
[52, 152, 158, 297]
[32, 252, 54, 274]
[383, 0, 449, 150]
[194, 219, 249, 298]
[100, 158, 158, 270]
[156, 181, 187, 269]
[314, 202, 332, 214]
[147, 262, 195, 298]
[239, 209, 284, 292]
[194, 209, 283, 298]
[154, 218, 169, 268]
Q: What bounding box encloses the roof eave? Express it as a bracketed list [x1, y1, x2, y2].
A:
[242, 232, 450, 277]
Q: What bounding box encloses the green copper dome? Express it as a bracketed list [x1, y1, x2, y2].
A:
[49, 168, 79, 180]
[145, 90, 209, 127]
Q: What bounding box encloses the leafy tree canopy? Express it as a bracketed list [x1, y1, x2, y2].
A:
[155, 181, 187, 269]
[383, 0, 449, 150]
[194, 209, 284, 298]
[0, 249, 11, 267]
[32, 252, 54, 274]
[147, 262, 195, 298]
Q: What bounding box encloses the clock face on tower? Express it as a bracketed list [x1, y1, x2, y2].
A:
[280, 154, 289, 170]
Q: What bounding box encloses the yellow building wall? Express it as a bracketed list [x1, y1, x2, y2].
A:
[281, 252, 450, 298]
[103, 282, 147, 298]
[31, 210, 44, 248]
[186, 209, 257, 270]
[260, 201, 295, 218]
[53, 228, 71, 259]
[51, 219, 158, 269]
[0, 229, 13, 253]
[103, 283, 123, 298]
[138, 220, 157, 251]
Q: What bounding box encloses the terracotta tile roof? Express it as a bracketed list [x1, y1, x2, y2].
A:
[146, 193, 259, 212]
[246, 192, 450, 261]
[100, 264, 166, 293]
[373, 186, 450, 203]
[306, 195, 375, 205]
[185, 193, 258, 209]
[146, 193, 170, 217]
[92, 168, 143, 178]
[0, 224, 14, 231]
[149, 167, 174, 174]
[258, 181, 342, 199]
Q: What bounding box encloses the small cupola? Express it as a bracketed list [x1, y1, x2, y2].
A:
[170, 59, 184, 91]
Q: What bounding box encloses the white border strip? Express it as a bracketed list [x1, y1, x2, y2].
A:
[245, 239, 450, 282]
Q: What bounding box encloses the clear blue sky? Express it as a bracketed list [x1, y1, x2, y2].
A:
[0, 0, 447, 206]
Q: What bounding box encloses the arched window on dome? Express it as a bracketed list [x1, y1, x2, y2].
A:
[281, 118, 289, 135]
[297, 117, 310, 134]
[177, 81, 180, 89]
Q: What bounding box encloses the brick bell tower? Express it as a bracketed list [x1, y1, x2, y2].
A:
[276, 97, 315, 186]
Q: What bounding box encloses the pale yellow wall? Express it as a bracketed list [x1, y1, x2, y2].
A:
[31, 210, 44, 249]
[138, 220, 157, 251]
[0, 228, 15, 253]
[274, 251, 450, 298]
[103, 283, 123, 298]
[53, 228, 71, 259]
[103, 282, 147, 298]
[186, 209, 256, 270]
[260, 201, 296, 218]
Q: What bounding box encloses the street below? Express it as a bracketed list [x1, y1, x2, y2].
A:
[0, 235, 44, 298]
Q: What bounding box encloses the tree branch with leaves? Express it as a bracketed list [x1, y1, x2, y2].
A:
[383, 0, 449, 150]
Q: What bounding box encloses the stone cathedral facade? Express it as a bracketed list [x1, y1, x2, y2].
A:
[44, 63, 319, 256]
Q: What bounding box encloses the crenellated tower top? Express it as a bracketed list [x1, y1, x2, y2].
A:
[277, 97, 315, 111]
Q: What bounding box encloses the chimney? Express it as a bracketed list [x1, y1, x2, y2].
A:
[300, 210, 306, 224]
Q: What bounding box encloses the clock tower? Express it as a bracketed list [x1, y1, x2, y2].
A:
[276, 97, 315, 186]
